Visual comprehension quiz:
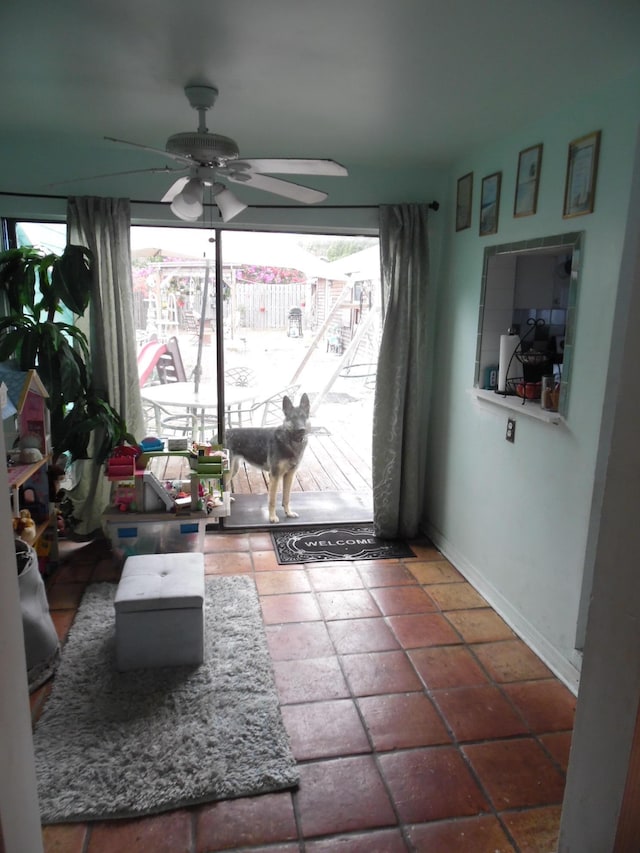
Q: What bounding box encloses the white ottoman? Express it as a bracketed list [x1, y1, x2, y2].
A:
[114, 552, 205, 671]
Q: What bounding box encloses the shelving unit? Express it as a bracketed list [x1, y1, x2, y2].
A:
[7, 455, 59, 571]
[2, 365, 58, 572]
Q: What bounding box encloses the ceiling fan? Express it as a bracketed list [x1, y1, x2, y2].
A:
[79, 84, 348, 223]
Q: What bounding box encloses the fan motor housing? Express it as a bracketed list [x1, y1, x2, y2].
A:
[166, 132, 239, 164]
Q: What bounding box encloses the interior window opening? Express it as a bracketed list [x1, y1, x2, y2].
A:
[475, 232, 582, 417]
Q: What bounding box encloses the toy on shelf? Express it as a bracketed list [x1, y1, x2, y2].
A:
[140, 470, 175, 512]
[113, 483, 138, 513]
[139, 436, 165, 453]
[106, 444, 141, 478]
[14, 509, 36, 546]
[19, 439, 44, 464]
[103, 438, 230, 519]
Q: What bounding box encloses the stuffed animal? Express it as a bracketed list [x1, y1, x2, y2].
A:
[14, 509, 37, 546]
[18, 435, 44, 464]
[20, 446, 43, 464]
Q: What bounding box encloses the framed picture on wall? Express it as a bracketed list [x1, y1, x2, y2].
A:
[479, 172, 501, 236]
[514, 143, 543, 217]
[455, 172, 473, 231]
[563, 130, 601, 218]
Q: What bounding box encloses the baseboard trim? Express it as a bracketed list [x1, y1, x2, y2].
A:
[422, 522, 581, 695]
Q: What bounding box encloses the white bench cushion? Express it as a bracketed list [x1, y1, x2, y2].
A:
[115, 552, 204, 612]
[114, 552, 205, 670]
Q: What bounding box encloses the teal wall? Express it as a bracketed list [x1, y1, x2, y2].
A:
[425, 70, 640, 689]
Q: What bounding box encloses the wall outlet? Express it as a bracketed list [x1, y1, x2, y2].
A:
[506, 417, 516, 443]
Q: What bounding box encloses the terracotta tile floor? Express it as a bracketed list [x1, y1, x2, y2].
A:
[34, 532, 576, 853]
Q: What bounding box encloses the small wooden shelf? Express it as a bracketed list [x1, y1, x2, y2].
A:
[7, 455, 51, 517]
[469, 388, 564, 425]
[7, 455, 51, 489]
[7, 454, 58, 565]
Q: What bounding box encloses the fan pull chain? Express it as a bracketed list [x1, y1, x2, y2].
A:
[207, 184, 216, 242]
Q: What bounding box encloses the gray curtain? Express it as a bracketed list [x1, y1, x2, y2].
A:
[372, 204, 431, 539]
[66, 197, 145, 536]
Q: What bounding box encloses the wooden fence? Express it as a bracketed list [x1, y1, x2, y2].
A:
[230, 281, 311, 330]
[134, 282, 313, 335]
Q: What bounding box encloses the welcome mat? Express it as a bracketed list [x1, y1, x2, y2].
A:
[271, 524, 415, 564]
[33, 577, 298, 824]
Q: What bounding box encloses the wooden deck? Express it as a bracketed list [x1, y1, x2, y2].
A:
[139, 325, 377, 499]
[146, 423, 373, 498]
[230, 426, 373, 495]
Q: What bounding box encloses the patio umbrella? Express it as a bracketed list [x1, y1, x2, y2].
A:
[193, 259, 210, 394]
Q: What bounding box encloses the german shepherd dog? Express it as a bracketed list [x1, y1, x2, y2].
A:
[226, 393, 310, 523]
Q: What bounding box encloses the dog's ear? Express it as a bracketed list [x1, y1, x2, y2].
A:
[282, 396, 292, 415]
[300, 393, 310, 416]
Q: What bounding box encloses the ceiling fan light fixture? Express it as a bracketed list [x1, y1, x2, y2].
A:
[170, 178, 204, 221]
[100, 85, 348, 216]
[213, 185, 248, 222]
[182, 178, 204, 203]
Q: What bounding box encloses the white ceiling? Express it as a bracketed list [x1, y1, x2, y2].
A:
[1, 0, 639, 211]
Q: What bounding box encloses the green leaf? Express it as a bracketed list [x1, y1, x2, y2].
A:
[52, 245, 93, 315]
[0, 242, 128, 465]
[36, 255, 57, 316]
[56, 322, 90, 362]
[0, 328, 25, 362]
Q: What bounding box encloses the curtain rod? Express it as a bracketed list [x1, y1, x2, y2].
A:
[0, 190, 439, 212]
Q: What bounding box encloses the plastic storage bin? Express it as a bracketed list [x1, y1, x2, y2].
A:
[103, 512, 206, 559]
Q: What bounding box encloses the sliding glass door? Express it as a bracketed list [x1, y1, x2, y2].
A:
[219, 230, 379, 527]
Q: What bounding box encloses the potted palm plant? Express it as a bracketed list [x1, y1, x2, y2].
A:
[0, 243, 134, 464]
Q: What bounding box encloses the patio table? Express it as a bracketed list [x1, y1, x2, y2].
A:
[140, 382, 258, 441]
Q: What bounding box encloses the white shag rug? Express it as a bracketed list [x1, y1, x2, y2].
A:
[34, 576, 298, 824]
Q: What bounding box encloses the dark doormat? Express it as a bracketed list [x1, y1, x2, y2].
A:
[271, 524, 415, 564]
[224, 491, 373, 530]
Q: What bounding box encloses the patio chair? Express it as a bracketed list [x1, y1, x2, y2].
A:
[157, 409, 199, 438]
[225, 366, 257, 387]
[256, 384, 301, 427]
[225, 397, 258, 429]
[181, 309, 201, 342]
[224, 384, 300, 430]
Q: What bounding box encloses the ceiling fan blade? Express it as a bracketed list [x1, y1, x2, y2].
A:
[234, 158, 348, 177]
[226, 172, 327, 204]
[46, 165, 184, 189]
[161, 177, 190, 202]
[105, 136, 194, 166]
